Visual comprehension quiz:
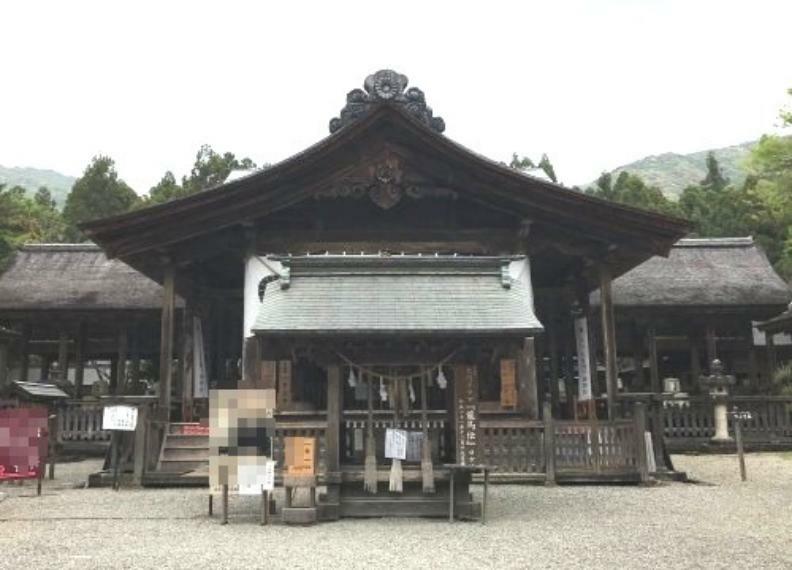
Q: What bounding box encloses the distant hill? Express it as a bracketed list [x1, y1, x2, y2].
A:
[582, 141, 757, 198]
[0, 165, 76, 207]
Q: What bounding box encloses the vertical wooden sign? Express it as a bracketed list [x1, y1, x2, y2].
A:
[277, 360, 292, 410]
[453, 365, 480, 466]
[500, 359, 517, 409]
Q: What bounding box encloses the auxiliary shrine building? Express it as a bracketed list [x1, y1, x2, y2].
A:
[0, 71, 788, 518]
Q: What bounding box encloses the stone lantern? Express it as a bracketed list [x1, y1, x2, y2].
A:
[699, 359, 735, 442]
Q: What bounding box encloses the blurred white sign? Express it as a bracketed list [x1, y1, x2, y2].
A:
[575, 316, 593, 402]
[237, 460, 275, 495]
[102, 405, 138, 431]
[384, 428, 407, 460]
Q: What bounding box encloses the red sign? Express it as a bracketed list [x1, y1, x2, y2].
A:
[0, 407, 48, 481]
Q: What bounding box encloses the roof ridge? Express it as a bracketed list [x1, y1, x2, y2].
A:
[20, 243, 102, 252]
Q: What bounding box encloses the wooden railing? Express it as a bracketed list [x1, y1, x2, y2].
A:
[554, 420, 640, 473]
[617, 394, 792, 449]
[57, 401, 110, 443]
[480, 418, 545, 474]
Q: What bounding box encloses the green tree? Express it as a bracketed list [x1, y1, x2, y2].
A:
[62, 156, 138, 240]
[144, 145, 257, 205]
[0, 184, 67, 268]
[586, 171, 681, 217]
[510, 152, 558, 182]
[700, 152, 729, 192]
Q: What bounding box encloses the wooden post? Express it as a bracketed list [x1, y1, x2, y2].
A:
[74, 325, 85, 398]
[634, 402, 650, 484]
[647, 328, 660, 394]
[518, 337, 539, 419]
[326, 365, 342, 474]
[542, 400, 556, 485]
[599, 267, 618, 419]
[562, 340, 575, 419]
[706, 326, 717, 367]
[41, 356, 51, 382]
[548, 318, 561, 415]
[221, 484, 229, 524]
[57, 330, 69, 384]
[0, 341, 9, 389]
[689, 336, 701, 389]
[116, 328, 128, 395]
[735, 417, 747, 482]
[765, 331, 777, 378]
[19, 324, 30, 383]
[132, 403, 148, 486]
[632, 323, 644, 391]
[181, 308, 194, 421]
[159, 265, 176, 416]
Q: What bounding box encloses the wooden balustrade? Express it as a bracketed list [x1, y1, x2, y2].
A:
[554, 420, 640, 473]
[57, 401, 110, 442]
[480, 419, 544, 474]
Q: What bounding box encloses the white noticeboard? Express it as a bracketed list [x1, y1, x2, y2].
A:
[102, 405, 138, 431]
[574, 316, 593, 402]
[384, 428, 407, 460]
[237, 460, 275, 495]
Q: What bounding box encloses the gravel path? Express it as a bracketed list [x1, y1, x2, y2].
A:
[1, 454, 791, 569]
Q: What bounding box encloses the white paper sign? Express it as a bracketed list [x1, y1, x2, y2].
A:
[237, 460, 275, 495]
[102, 405, 138, 431]
[384, 428, 407, 460]
[574, 316, 593, 402]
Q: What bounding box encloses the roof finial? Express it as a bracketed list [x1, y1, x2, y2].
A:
[329, 69, 445, 134]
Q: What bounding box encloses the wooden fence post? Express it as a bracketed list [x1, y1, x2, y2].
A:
[634, 402, 650, 484]
[543, 400, 556, 486]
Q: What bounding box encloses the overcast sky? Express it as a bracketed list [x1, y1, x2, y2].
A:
[3, 0, 791, 192]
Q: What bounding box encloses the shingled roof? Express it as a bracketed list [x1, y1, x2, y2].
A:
[592, 237, 791, 309]
[0, 244, 171, 311]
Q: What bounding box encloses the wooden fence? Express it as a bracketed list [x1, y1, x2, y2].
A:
[618, 394, 792, 451]
[57, 401, 110, 443]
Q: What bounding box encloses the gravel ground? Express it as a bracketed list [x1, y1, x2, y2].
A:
[1, 453, 791, 569]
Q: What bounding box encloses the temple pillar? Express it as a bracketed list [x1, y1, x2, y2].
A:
[181, 307, 194, 421]
[159, 264, 176, 415]
[647, 328, 660, 394]
[57, 329, 69, 384]
[19, 324, 30, 382]
[116, 328, 128, 394]
[599, 267, 618, 419]
[74, 325, 85, 398]
[518, 337, 539, 419]
[547, 316, 561, 415]
[632, 322, 644, 391]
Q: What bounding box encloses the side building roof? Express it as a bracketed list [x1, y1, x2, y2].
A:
[592, 237, 791, 310]
[0, 244, 174, 312]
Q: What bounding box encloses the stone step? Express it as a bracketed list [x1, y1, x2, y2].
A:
[162, 447, 210, 461]
[157, 459, 208, 473]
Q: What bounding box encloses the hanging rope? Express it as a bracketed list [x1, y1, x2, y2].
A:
[335, 348, 461, 382]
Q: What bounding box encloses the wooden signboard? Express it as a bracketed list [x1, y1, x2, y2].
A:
[453, 365, 480, 466]
[277, 360, 292, 410]
[285, 436, 315, 476]
[500, 359, 517, 409]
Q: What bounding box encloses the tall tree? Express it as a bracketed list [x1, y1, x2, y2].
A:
[509, 152, 558, 182]
[0, 184, 66, 268]
[62, 156, 138, 240]
[586, 171, 681, 217]
[700, 152, 729, 192]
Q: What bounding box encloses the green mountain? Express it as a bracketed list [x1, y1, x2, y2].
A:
[0, 165, 76, 207]
[584, 141, 757, 198]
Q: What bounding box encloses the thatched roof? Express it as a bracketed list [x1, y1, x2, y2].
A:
[592, 237, 791, 309]
[0, 244, 171, 311]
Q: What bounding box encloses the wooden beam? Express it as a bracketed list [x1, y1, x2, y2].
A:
[517, 337, 539, 420]
[647, 328, 660, 394]
[599, 267, 618, 419]
[705, 326, 717, 370]
[74, 324, 85, 398]
[116, 328, 128, 395]
[326, 365, 342, 474]
[159, 265, 176, 415]
[57, 330, 69, 384]
[0, 341, 9, 389]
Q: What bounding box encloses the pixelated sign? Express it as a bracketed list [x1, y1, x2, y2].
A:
[0, 407, 48, 480]
[102, 405, 138, 431]
[209, 389, 276, 494]
[237, 458, 276, 495]
[284, 436, 315, 475]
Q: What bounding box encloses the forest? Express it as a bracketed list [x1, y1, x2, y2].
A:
[1, 88, 790, 279]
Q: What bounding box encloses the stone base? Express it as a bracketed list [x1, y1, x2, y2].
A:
[282, 507, 318, 525]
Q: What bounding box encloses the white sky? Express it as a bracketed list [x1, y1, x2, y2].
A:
[2, 0, 791, 192]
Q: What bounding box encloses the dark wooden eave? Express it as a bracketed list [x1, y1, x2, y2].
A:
[81, 104, 690, 285]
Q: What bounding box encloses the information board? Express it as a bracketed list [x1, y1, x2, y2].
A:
[453, 365, 480, 466]
[384, 428, 407, 460]
[102, 405, 138, 431]
[574, 316, 593, 402]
